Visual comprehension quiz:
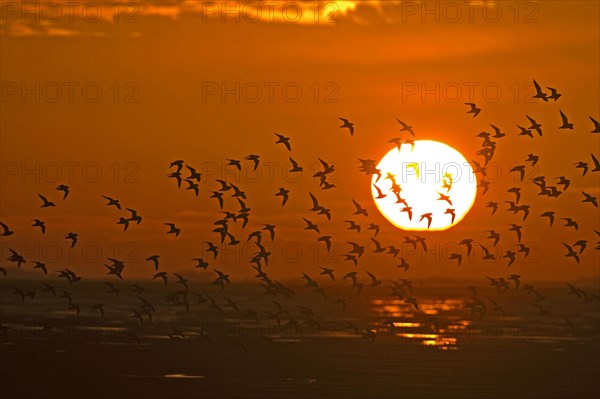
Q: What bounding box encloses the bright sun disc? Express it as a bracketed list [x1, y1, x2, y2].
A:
[371, 140, 476, 231]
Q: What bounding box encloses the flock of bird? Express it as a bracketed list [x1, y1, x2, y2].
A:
[0, 79, 599, 344]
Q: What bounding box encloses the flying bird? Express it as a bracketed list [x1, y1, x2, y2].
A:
[56, 184, 70, 199]
[486, 201, 498, 215]
[507, 187, 521, 203]
[555, 176, 570, 191]
[185, 165, 202, 181]
[590, 116, 600, 133]
[193, 258, 209, 270]
[31, 219, 45, 234]
[517, 125, 533, 138]
[319, 267, 335, 281]
[540, 211, 555, 226]
[419, 213, 432, 229]
[0, 222, 14, 236]
[546, 87, 561, 101]
[244, 154, 260, 171]
[510, 165, 525, 182]
[561, 218, 578, 230]
[437, 192, 452, 206]
[532, 79, 548, 101]
[490, 124, 506, 138]
[344, 220, 361, 234]
[526, 115, 542, 136]
[366, 271, 382, 287]
[509, 224, 522, 243]
[563, 243, 580, 263]
[479, 244, 496, 260]
[368, 223, 380, 237]
[486, 230, 501, 246]
[275, 187, 290, 206]
[274, 133, 291, 151]
[582, 191, 598, 207]
[101, 196, 123, 212]
[465, 102, 481, 118]
[448, 252, 462, 266]
[339, 118, 354, 135]
[373, 184, 387, 199]
[397, 258, 410, 271]
[352, 199, 368, 217]
[396, 119, 415, 136]
[525, 154, 539, 166]
[574, 161, 589, 176]
[592, 153, 600, 172]
[558, 110, 574, 129]
[289, 157, 303, 173]
[444, 208, 456, 223]
[126, 208, 142, 224]
[458, 239, 474, 256]
[33, 261, 47, 275]
[504, 250, 516, 266]
[226, 159, 241, 171]
[400, 206, 413, 221]
[65, 232, 78, 248]
[302, 218, 320, 233]
[37, 193, 55, 208]
[164, 223, 181, 236]
[146, 255, 160, 271]
[318, 235, 332, 252]
[153, 272, 168, 287]
[210, 191, 224, 209]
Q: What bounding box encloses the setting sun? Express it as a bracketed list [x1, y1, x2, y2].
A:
[371, 140, 477, 231]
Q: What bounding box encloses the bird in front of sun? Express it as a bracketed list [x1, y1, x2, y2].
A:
[371, 140, 477, 231]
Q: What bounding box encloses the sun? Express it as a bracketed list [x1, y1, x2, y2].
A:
[371, 140, 476, 231]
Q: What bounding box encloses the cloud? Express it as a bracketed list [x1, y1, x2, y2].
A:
[0, 1, 388, 37]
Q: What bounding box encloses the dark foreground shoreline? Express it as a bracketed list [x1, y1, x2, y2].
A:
[1, 339, 598, 399]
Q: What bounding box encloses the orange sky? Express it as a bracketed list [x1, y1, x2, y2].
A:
[1, 0, 599, 282]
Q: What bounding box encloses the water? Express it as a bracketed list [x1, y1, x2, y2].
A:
[1, 278, 598, 398]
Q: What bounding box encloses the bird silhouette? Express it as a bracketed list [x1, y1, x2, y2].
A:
[532, 79, 548, 101]
[559, 110, 574, 129]
[561, 218, 578, 230]
[444, 208, 456, 223]
[0, 222, 14, 236]
[102, 195, 121, 209]
[289, 157, 303, 173]
[546, 87, 561, 101]
[465, 102, 481, 117]
[419, 213, 432, 229]
[396, 119, 415, 136]
[486, 201, 498, 215]
[37, 194, 55, 208]
[275, 187, 290, 206]
[517, 125, 533, 138]
[563, 243, 580, 263]
[339, 118, 354, 135]
[274, 133, 291, 151]
[582, 191, 598, 207]
[526, 115, 543, 136]
[56, 184, 70, 200]
[540, 211, 555, 226]
[590, 116, 600, 133]
[400, 206, 413, 221]
[373, 184, 386, 199]
[164, 223, 181, 236]
[351, 199, 368, 217]
[31, 219, 45, 233]
[591, 153, 600, 172]
[434, 190, 452, 205]
[146, 255, 160, 271]
[448, 252, 462, 266]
